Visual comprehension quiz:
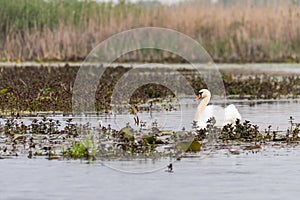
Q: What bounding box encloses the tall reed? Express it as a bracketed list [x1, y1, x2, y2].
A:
[0, 0, 300, 62]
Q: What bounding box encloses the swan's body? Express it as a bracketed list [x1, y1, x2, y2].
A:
[194, 89, 241, 128]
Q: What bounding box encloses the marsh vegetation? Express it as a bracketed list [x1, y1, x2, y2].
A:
[0, 114, 299, 160]
[0, 65, 299, 114]
[1, 0, 300, 62]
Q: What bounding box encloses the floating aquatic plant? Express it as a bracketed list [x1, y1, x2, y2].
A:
[62, 135, 96, 160]
[0, 66, 299, 114]
[220, 119, 261, 142]
[0, 116, 299, 160]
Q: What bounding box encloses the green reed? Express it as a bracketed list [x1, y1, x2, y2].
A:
[1, 0, 300, 62]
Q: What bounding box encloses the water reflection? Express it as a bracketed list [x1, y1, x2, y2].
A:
[0, 100, 299, 132]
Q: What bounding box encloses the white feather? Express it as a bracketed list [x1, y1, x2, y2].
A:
[194, 89, 241, 129]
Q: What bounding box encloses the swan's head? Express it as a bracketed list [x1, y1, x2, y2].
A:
[196, 89, 211, 100]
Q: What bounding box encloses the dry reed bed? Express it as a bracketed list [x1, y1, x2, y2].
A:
[1, 1, 300, 62]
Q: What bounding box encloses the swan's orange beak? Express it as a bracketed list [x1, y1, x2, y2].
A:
[195, 94, 201, 100]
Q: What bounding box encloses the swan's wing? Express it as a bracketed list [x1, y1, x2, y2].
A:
[224, 104, 241, 125]
[195, 105, 214, 128]
[208, 105, 226, 127]
[202, 105, 214, 122]
[196, 105, 225, 128]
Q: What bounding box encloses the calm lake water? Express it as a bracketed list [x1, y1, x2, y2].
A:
[2, 99, 299, 132]
[2, 146, 300, 200]
[1, 99, 300, 200]
[1, 63, 300, 199]
[22, 99, 298, 132]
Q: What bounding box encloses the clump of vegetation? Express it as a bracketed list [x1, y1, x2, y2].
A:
[62, 135, 96, 160]
[193, 116, 300, 145]
[283, 116, 300, 143]
[220, 119, 261, 142]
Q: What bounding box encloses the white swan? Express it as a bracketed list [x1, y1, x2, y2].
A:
[194, 89, 241, 128]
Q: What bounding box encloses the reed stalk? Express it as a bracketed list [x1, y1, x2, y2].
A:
[0, 0, 300, 62]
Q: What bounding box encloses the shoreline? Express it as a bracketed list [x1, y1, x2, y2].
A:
[0, 61, 299, 73]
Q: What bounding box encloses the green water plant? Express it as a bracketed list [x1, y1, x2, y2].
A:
[62, 135, 96, 160]
[220, 119, 261, 142]
[0, 115, 299, 160]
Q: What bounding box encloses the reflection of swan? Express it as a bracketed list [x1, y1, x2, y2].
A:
[194, 89, 241, 128]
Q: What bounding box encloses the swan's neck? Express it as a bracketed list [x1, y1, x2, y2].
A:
[194, 96, 210, 121]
